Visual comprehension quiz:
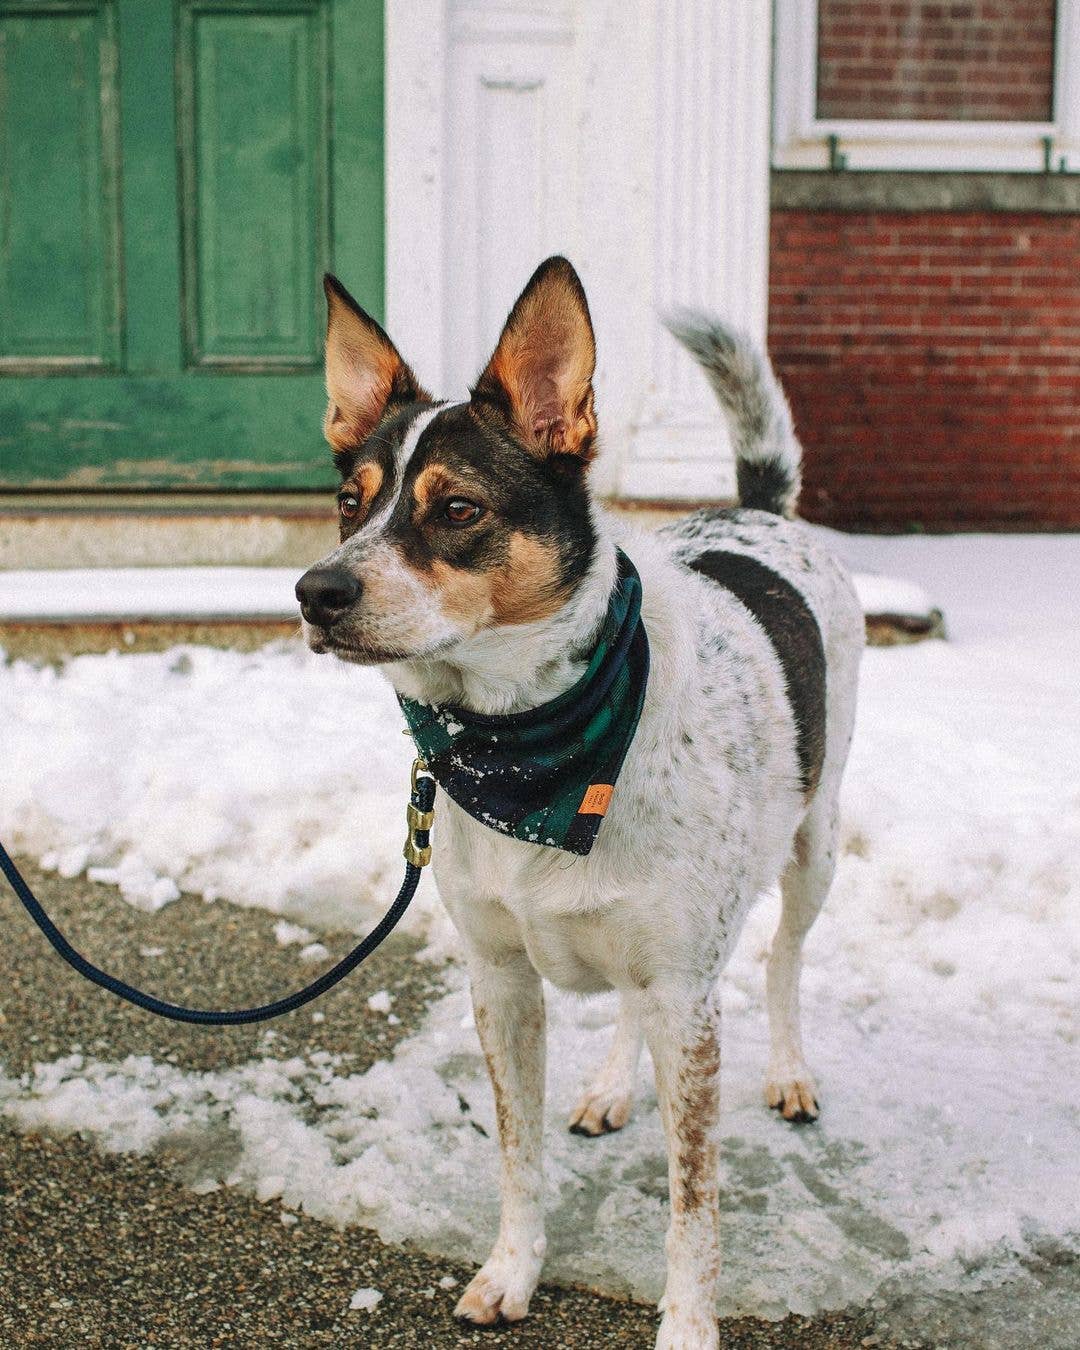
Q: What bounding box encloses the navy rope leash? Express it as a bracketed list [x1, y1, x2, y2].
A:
[0, 763, 436, 1026]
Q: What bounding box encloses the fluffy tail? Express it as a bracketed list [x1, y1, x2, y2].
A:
[665, 310, 802, 517]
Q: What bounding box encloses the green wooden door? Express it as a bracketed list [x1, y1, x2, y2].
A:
[0, 0, 382, 490]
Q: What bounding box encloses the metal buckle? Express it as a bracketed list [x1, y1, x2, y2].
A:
[404, 757, 435, 867]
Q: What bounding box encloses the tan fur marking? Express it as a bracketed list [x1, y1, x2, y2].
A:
[490, 534, 569, 625]
[356, 460, 383, 506]
[672, 1025, 721, 1215]
[415, 533, 567, 633]
[475, 1004, 520, 1154]
[411, 464, 461, 515]
[429, 560, 496, 630]
[340, 461, 384, 520]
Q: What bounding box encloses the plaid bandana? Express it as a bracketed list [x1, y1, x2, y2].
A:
[398, 551, 650, 856]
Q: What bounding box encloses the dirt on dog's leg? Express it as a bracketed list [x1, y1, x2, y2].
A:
[569, 990, 643, 1136]
[765, 794, 839, 1123]
[642, 982, 722, 1350]
[456, 955, 547, 1325]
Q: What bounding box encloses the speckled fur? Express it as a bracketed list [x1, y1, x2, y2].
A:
[300, 274, 863, 1349]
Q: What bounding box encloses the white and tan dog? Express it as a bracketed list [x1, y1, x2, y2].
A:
[297, 258, 863, 1348]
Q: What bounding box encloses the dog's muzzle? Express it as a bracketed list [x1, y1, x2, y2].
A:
[295, 566, 362, 628]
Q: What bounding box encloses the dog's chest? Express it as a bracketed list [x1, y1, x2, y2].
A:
[438, 799, 637, 991]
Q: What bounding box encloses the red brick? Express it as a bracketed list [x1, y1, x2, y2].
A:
[815, 0, 1056, 121]
[767, 209, 1080, 529]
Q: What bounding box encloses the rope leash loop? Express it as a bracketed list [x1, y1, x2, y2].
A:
[0, 761, 436, 1026]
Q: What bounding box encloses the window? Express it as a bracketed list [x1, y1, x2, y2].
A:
[773, 0, 1080, 171]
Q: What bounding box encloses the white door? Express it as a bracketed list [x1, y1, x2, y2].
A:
[385, 0, 773, 502]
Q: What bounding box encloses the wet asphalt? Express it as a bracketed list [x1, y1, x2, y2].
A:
[0, 861, 935, 1349]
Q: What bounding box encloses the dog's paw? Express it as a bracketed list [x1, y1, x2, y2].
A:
[765, 1074, 819, 1124]
[568, 1081, 634, 1136]
[655, 1308, 720, 1350]
[454, 1239, 545, 1325]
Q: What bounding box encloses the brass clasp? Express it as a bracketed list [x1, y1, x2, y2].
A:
[404, 757, 435, 867]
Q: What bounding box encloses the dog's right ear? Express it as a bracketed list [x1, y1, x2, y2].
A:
[322, 275, 429, 452]
[471, 256, 597, 464]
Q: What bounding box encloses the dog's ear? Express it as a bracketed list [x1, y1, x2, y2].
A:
[322, 275, 429, 452]
[472, 256, 597, 463]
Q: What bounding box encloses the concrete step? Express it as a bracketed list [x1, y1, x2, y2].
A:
[0, 494, 688, 570]
[0, 494, 339, 570]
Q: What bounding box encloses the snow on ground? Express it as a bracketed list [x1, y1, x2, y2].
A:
[0, 639, 436, 928]
[1, 534, 1079, 1317]
[849, 571, 934, 622]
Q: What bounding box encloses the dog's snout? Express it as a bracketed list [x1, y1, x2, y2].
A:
[295, 566, 362, 627]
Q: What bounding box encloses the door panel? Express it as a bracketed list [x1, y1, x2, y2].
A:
[0, 0, 382, 490]
[179, 1, 328, 366]
[0, 1, 122, 369]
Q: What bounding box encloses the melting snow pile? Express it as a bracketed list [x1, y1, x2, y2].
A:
[1, 534, 1079, 1317]
[0, 640, 437, 929]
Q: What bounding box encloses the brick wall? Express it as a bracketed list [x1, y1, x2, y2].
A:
[816, 0, 1057, 121]
[767, 209, 1080, 529]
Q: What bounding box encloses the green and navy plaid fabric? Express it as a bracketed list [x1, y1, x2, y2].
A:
[398, 551, 650, 856]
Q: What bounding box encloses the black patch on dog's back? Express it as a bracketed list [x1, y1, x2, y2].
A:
[687, 550, 826, 794]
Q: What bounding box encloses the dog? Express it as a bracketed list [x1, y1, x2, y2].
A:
[296, 257, 863, 1349]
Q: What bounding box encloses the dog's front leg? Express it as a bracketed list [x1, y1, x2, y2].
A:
[643, 982, 722, 1350]
[456, 953, 547, 1325]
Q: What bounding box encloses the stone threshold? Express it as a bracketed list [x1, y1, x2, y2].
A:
[772, 168, 1080, 214]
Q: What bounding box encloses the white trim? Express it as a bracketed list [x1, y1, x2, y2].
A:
[1055, 0, 1080, 163]
[773, 0, 1080, 173]
[618, 0, 769, 502]
[384, 0, 450, 391]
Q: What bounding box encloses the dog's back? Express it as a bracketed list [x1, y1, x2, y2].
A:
[657, 314, 864, 808]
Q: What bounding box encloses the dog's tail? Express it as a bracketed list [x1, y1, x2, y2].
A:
[664, 310, 801, 517]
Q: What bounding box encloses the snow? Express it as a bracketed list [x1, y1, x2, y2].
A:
[0, 562, 933, 625]
[850, 571, 935, 621]
[0, 567, 299, 622]
[0, 640, 436, 932]
[348, 1288, 383, 1312]
[1, 533, 1079, 1318]
[367, 990, 394, 1015]
[299, 943, 330, 964]
[273, 920, 315, 948]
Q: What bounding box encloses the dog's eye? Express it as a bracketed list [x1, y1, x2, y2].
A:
[338, 494, 361, 520]
[442, 499, 483, 527]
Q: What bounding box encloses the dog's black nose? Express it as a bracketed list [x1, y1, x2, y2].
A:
[295, 567, 362, 627]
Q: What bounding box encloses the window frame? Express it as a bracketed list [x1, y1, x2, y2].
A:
[772, 0, 1080, 172]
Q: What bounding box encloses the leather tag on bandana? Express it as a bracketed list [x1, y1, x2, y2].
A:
[578, 783, 614, 816]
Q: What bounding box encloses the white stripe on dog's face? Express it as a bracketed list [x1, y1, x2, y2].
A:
[398, 403, 448, 472]
[359, 403, 448, 537]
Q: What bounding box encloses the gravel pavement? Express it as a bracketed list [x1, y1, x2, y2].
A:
[0, 860, 931, 1348]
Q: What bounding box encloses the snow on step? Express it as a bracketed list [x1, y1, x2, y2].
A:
[0, 567, 300, 622]
[0, 563, 935, 627]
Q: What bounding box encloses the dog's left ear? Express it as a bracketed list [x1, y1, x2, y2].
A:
[472, 256, 597, 463]
[322, 274, 429, 453]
